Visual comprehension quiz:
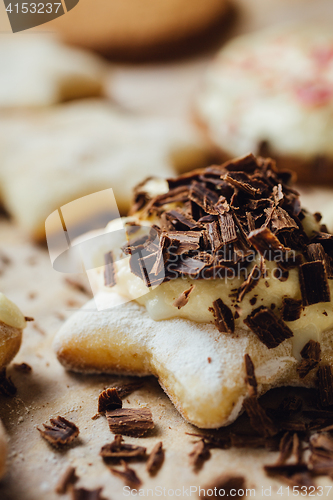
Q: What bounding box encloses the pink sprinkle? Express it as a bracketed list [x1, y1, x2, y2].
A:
[295, 82, 333, 107]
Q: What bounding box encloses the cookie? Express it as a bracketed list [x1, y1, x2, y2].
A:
[45, 0, 231, 60]
[0, 100, 209, 240]
[0, 293, 26, 370]
[0, 293, 26, 480]
[196, 24, 333, 184]
[0, 420, 8, 480]
[54, 154, 333, 428]
[0, 34, 105, 108]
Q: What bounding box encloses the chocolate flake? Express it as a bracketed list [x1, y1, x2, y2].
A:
[110, 460, 142, 489]
[98, 388, 122, 413]
[24, 316, 34, 321]
[317, 366, 333, 407]
[209, 298, 234, 333]
[281, 298, 302, 322]
[248, 227, 288, 257]
[106, 408, 154, 437]
[0, 368, 17, 396]
[38, 416, 79, 447]
[111, 381, 144, 399]
[244, 306, 293, 349]
[173, 284, 195, 309]
[203, 475, 246, 499]
[104, 251, 116, 287]
[299, 261, 330, 306]
[55, 466, 78, 494]
[243, 396, 278, 437]
[189, 439, 211, 471]
[100, 434, 146, 460]
[13, 362, 32, 374]
[276, 432, 293, 465]
[146, 442, 164, 475]
[244, 354, 257, 397]
[71, 487, 105, 500]
[237, 265, 260, 302]
[297, 340, 321, 379]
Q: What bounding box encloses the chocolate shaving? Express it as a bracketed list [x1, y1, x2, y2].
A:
[297, 340, 321, 379]
[209, 298, 235, 333]
[189, 439, 211, 471]
[71, 488, 105, 500]
[173, 284, 195, 309]
[100, 434, 146, 460]
[24, 316, 34, 321]
[0, 368, 17, 396]
[146, 442, 164, 475]
[299, 261, 330, 306]
[317, 366, 333, 407]
[264, 464, 313, 487]
[13, 362, 32, 374]
[281, 298, 302, 322]
[98, 388, 122, 413]
[244, 354, 257, 397]
[106, 408, 154, 437]
[237, 265, 260, 302]
[248, 227, 288, 257]
[104, 251, 116, 287]
[244, 306, 293, 349]
[110, 460, 142, 489]
[219, 212, 237, 244]
[243, 396, 278, 437]
[55, 466, 78, 494]
[203, 475, 246, 499]
[276, 432, 294, 465]
[111, 381, 144, 400]
[38, 416, 79, 447]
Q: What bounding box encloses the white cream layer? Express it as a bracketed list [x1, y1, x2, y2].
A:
[87, 209, 332, 360]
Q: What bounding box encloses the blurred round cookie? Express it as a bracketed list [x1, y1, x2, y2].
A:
[46, 0, 231, 60]
[196, 24, 333, 184]
[0, 35, 105, 108]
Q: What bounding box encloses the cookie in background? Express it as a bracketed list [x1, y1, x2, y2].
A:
[0, 34, 106, 108]
[42, 0, 233, 61]
[196, 23, 333, 184]
[0, 100, 211, 241]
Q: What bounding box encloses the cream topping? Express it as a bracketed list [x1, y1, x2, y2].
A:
[87, 208, 331, 360]
[0, 293, 26, 330]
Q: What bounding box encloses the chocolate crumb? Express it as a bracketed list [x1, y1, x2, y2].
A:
[299, 261, 330, 306]
[13, 363, 32, 374]
[207, 357, 212, 363]
[71, 487, 105, 500]
[297, 340, 321, 379]
[189, 439, 211, 471]
[281, 298, 302, 322]
[0, 368, 17, 396]
[106, 408, 154, 437]
[203, 475, 246, 499]
[111, 381, 144, 399]
[244, 354, 257, 397]
[249, 297, 257, 306]
[98, 388, 122, 413]
[146, 442, 164, 475]
[64, 278, 92, 296]
[55, 466, 78, 494]
[100, 434, 146, 460]
[38, 416, 79, 447]
[173, 284, 195, 309]
[244, 306, 293, 349]
[209, 298, 234, 333]
[243, 397, 278, 437]
[110, 460, 142, 489]
[24, 316, 34, 322]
